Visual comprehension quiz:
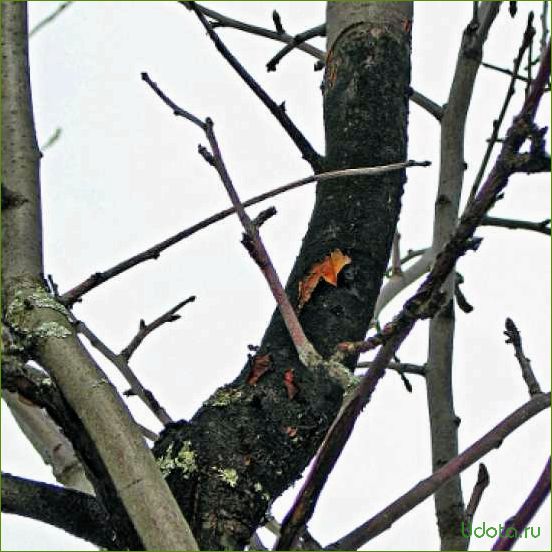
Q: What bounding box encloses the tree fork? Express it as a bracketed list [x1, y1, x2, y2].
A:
[155, 2, 413, 549]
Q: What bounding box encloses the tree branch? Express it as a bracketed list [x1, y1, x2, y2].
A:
[504, 318, 542, 396]
[120, 295, 196, 361]
[189, 3, 323, 171]
[76, 318, 172, 427]
[2, 473, 113, 549]
[481, 216, 551, 235]
[425, 4, 500, 547]
[464, 463, 490, 528]
[1, 5, 197, 549]
[327, 392, 550, 550]
[492, 457, 551, 550]
[60, 151, 428, 307]
[178, 1, 325, 62]
[28, 1, 73, 37]
[266, 24, 326, 72]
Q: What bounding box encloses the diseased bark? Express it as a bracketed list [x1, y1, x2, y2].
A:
[154, 2, 412, 549]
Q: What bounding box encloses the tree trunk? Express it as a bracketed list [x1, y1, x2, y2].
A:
[154, 2, 413, 549]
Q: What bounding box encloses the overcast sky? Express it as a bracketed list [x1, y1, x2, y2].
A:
[2, 2, 550, 550]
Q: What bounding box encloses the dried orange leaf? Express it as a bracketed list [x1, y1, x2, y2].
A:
[298, 249, 351, 310]
[246, 353, 272, 385]
[283, 369, 298, 399]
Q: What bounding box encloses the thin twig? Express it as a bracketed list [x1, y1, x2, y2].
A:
[355, 360, 426, 377]
[492, 457, 551, 551]
[465, 463, 490, 527]
[468, 13, 536, 203]
[40, 127, 62, 152]
[60, 106, 428, 309]
[390, 231, 402, 276]
[481, 61, 531, 83]
[141, 72, 205, 130]
[481, 216, 551, 235]
[189, 3, 323, 170]
[29, 1, 73, 37]
[178, 2, 325, 61]
[504, 318, 542, 396]
[540, 1, 549, 62]
[266, 24, 326, 72]
[120, 296, 195, 361]
[76, 319, 173, 426]
[326, 393, 550, 550]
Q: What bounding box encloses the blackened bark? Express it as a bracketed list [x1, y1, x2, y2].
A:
[154, 3, 412, 549]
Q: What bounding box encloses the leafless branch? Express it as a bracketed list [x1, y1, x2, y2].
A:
[504, 318, 542, 396]
[178, 1, 325, 61]
[469, 13, 536, 202]
[277, 43, 550, 550]
[481, 216, 551, 235]
[189, 3, 323, 171]
[355, 360, 426, 377]
[1, 473, 112, 549]
[492, 457, 551, 550]
[120, 296, 196, 361]
[481, 61, 531, 82]
[465, 463, 490, 527]
[76, 319, 172, 426]
[40, 127, 62, 151]
[540, 1, 549, 61]
[28, 1, 73, 37]
[409, 88, 445, 121]
[61, 77, 428, 306]
[454, 272, 474, 314]
[327, 393, 550, 550]
[266, 24, 326, 72]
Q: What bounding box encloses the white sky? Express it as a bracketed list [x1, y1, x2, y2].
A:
[2, 2, 550, 550]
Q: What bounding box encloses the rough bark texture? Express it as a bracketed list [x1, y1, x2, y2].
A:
[154, 3, 413, 549]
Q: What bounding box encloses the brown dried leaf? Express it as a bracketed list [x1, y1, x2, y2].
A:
[298, 249, 351, 310]
[246, 353, 272, 385]
[283, 369, 298, 400]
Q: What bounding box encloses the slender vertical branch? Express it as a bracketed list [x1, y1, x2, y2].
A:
[425, 4, 500, 549]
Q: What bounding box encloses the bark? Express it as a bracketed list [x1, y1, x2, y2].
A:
[1, 4, 197, 550]
[154, 2, 413, 549]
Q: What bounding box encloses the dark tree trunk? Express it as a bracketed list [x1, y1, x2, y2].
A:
[154, 3, 413, 549]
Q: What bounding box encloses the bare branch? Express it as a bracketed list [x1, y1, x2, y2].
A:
[327, 393, 550, 550]
[465, 463, 490, 527]
[355, 360, 426, 377]
[408, 87, 445, 121]
[492, 457, 551, 550]
[266, 24, 326, 72]
[481, 216, 551, 235]
[540, 0, 549, 61]
[40, 127, 62, 151]
[120, 295, 196, 361]
[189, 3, 323, 171]
[504, 318, 542, 396]
[59, 134, 428, 305]
[2, 473, 112, 549]
[76, 318, 173, 426]
[481, 61, 531, 82]
[468, 13, 536, 202]
[28, 1, 73, 37]
[178, 1, 325, 61]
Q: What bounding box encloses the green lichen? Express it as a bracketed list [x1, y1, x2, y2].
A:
[5, 287, 71, 342]
[204, 386, 244, 407]
[216, 467, 239, 487]
[157, 441, 197, 478]
[34, 321, 71, 339]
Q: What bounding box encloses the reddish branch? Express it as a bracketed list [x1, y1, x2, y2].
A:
[327, 393, 550, 550]
[492, 457, 551, 551]
[275, 41, 551, 549]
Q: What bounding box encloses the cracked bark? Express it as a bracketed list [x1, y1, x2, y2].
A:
[154, 2, 413, 549]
